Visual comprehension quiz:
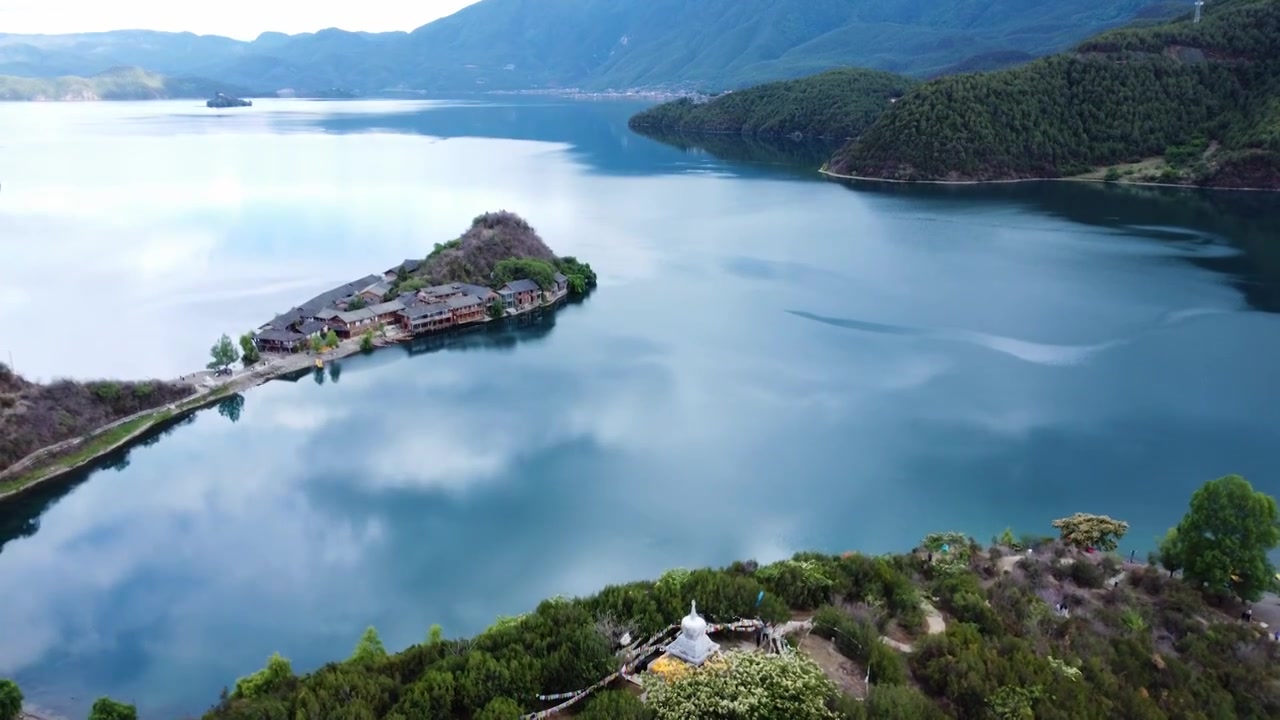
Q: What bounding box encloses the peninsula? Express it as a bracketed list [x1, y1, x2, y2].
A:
[207, 92, 252, 108]
[8, 477, 1271, 720]
[0, 212, 595, 503]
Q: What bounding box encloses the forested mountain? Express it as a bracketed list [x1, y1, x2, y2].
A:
[828, 0, 1280, 188]
[0, 66, 255, 101]
[628, 69, 916, 139]
[0, 0, 1181, 94]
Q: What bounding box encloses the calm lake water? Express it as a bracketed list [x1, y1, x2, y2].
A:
[1, 98, 1279, 718]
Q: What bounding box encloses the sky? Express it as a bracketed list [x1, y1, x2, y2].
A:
[0, 0, 482, 40]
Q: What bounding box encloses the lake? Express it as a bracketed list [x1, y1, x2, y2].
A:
[1, 97, 1278, 719]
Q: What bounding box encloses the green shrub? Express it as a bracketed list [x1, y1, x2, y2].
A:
[866, 684, 949, 720]
[645, 651, 838, 720]
[1069, 561, 1106, 589]
[88, 697, 137, 720]
[475, 696, 522, 720]
[578, 690, 653, 720]
[232, 652, 294, 699]
[0, 679, 21, 720]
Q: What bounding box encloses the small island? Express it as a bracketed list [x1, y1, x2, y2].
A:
[207, 92, 252, 108]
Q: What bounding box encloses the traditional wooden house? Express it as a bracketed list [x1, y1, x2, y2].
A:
[399, 302, 453, 334]
[499, 279, 541, 310]
[368, 300, 406, 326]
[552, 272, 569, 294]
[447, 294, 486, 324]
[332, 307, 379, 338]
[256, 328, 306, 353]
[383, 259, 421, 282]
[356, 281, 394, 304]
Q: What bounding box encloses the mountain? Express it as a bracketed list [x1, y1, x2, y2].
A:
[628, 68, 917, 139]
[0, 66, 256, 101]
[828, 0, 1280, 189]
[0, 1, 1183, 94]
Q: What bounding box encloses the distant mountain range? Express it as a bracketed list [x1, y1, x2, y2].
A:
[0, 66, 253, 101]
[0, 0, 1185, 94]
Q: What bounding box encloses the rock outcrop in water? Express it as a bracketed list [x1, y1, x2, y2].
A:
[207, 93, 252, 108]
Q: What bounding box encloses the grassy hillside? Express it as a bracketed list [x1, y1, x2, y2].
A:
[3, 1, 1180, 93]
[0, 362, 192, 473]
[828, 0, 1280, 188]
[192, 486, 1280, 719]
[0, 66, 255, 100]
[628, 68, 917, 139]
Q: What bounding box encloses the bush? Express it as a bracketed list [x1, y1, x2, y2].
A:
[475, 697, 522, 720]
[88, 697, 137, 720]
[865, 684, 948, 720]
[644, 651, 838, 720]
[1069, 561, 1106, 590]
[0, 679, 21, 720]
[757, 558, 836, 610]
[811, 606, 907, 686]
[232, 652, 295, 699]
[577, 690, 653, 720]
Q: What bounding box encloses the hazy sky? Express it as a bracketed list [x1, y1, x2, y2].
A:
[0, 0, 482, 40]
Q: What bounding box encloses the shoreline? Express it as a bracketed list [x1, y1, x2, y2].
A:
[0, 294, 569, 504]
[817, 167, 1280, 193]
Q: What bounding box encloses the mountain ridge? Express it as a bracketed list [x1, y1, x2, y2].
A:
[0, 0, 1183, 94]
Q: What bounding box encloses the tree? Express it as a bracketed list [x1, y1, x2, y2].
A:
[309, 335, 323, 353]
[216, 394, 244, 423]
[360, 331, 375, 352]
[1159, 475, 1280, 602]
[1051, 513, 1129, 551]
[324, 329, 340, 349]
[645, 651, 838, 720]
[427, 624, 444, 645]
[0, 679, 21, 720]
[232, 652, 294, 699]
[207, 333, 240, 371]
[567, 274, 587, 295]
[475, 697, 522, 720]
[488, 298, 505, 319]
[88, 697, 137, 720]
[350, 626, 388, 664]
[239, 333, 261, 366]
[348, 296, 368, 310]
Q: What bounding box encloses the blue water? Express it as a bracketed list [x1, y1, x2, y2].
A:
[1, 98, 1278, 719]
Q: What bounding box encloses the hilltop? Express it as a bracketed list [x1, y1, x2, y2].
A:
[394, 212, 597, 295]
[0, 65, 255, 101]
[0, 362, 192, 475]
[827, 0, 1280, 188]
[628, 69, 917, 140]
[0, 1, 1180, 93]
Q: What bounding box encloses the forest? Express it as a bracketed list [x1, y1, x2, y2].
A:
[628, 69, 917, 139]
[5, 476, 1260, 720]
[827, 0, 1280, 188]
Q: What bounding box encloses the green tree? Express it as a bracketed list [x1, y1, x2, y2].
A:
[309, 334, 323, 353]
[427, 624, 444, 645]
[567, 274, 587, 294]
[232, 652, 294, 699]
[475, 697, 522, 720]
[88, 697, 137, 720]
[348, 295, 368, 310]
[0, 679, 21, 720]
[324, 329, 340, 349]
[360, 331, 375, 352]
[1159, 475, 1280, 602]
[239, 333, 261, 366]
[350, 626, 388, 664]
[207, 333, 240, 371]
[488, 298, 505, 319]
[1051, 513, 1129, 551]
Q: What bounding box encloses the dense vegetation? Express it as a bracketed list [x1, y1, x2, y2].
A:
[394, 212, 596, 295]
[62, 475, 1257, 720]
[829, 0, 1280, 187]
[0, 66, 253, 100]
[0, 362, 193, 473]
[628, 69, 917, 139]
[0, 1, 1178, 93]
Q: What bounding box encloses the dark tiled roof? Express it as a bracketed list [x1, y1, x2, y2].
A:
[296, 320, 327, 336]
[386, 258, 421, 275]
[267, 274, 380, 328]
[553, 272, 568, 284]
[503, 279, 541, 293]
[314, 308, 341, 320]
[368, 300, 405, 316]
[336, 308, 378, 323]
[360, 281, 394, 297]
[447, 295, 482, 309]
[257, 328, 305, 343]
[401, 302, 451, 319]
[458, 283, 497, 299]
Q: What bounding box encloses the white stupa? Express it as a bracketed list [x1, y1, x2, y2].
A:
[665, 600, 720, 666]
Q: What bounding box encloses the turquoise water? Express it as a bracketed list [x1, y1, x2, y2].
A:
[1, 98, 1278, 719]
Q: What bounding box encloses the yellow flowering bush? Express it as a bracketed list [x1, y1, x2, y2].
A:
[645, 651, 837, 720]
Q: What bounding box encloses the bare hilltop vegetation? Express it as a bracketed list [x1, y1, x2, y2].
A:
[394, 211, 596, 295]
[0, 362, 192, 474]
